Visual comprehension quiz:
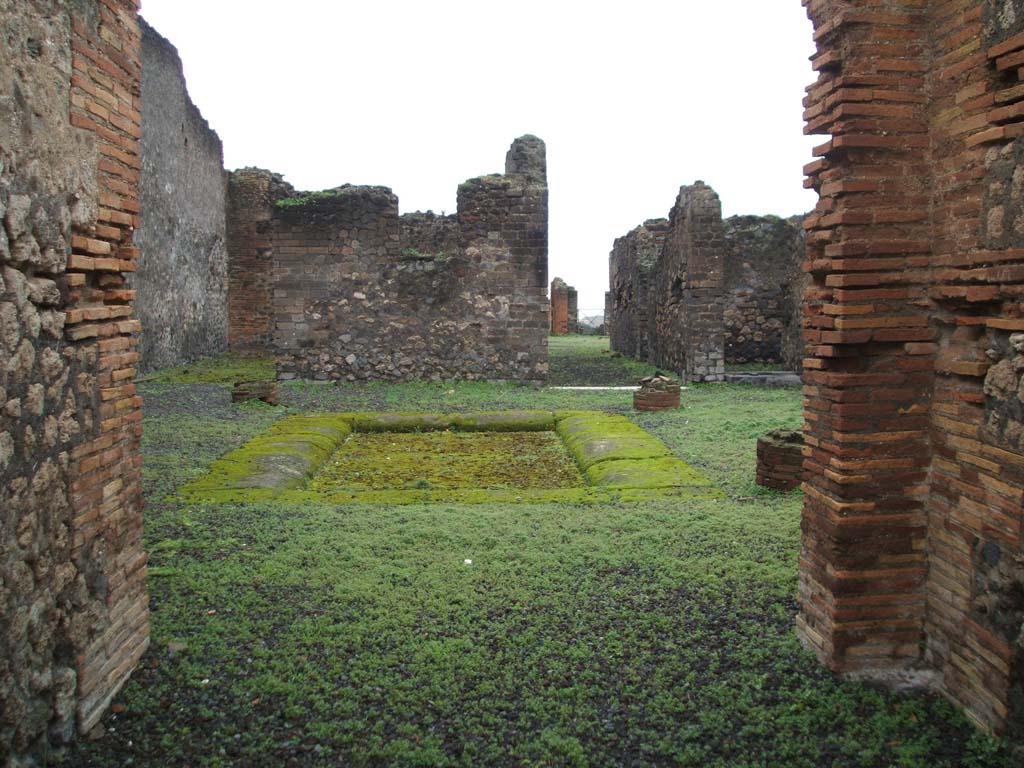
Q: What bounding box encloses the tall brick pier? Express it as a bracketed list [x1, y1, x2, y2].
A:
[799, 0, 1024, 736]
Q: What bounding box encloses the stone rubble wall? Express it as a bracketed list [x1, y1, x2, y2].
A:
[1, 0, 148, 761]
[781, 220, 809, 373]
[399, 211, 460, 261]
[798, 0, 1024, 738]
[723, 215, 805, 366]
[272, 136, 549, 382]
[609, 210, 805, 373]
[133, 19, 226, 372]
[608, 219, 668, 362]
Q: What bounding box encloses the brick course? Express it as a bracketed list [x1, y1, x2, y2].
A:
[226, 168, 294, 353]
[799, 0, 1024, 737]
[1, 1, 147, 760]
[756, 429, 805, 490]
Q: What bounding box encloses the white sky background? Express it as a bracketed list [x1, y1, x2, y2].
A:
[140, 1, 819, 314]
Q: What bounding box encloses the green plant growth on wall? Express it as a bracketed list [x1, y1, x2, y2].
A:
[275, 189, 352, 209]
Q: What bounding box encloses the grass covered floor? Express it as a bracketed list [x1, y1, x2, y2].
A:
[312, 430, 584, 491]
[63, 338, 1011, 767]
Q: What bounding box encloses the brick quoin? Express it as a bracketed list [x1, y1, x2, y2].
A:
[800, 0, 1024, 737]
[1, 1, 148, 760]
[67, 0, 149, 738]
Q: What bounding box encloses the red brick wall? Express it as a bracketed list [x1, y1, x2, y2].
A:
[551, 278, 570, 335]
[925, 2, 1024, 735]
[226, 169, 293, 353]
[799, 0, 1024, 735]
[68, 0, 149, 735]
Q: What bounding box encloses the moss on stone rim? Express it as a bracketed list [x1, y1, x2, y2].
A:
[179, 410, 719, 505]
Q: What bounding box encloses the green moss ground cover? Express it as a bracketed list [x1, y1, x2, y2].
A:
[311, 431, 585, 491]
[181, 409, 716, 506]
[62, 337, 1011, 767]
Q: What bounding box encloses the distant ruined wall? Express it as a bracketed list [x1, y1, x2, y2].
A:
[608, 219, 668, 362]
[272, 136, 549, 382]
[652, 183, 726, 382]
[226, 168, 293, 354]
[1, 1, 147, 761]
[134, 19, 226, 372]
[567, 285, 578, 334]
[609, 206, 805, 374]
[722, 215, 805, 366]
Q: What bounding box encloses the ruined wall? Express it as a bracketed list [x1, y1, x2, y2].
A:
[399, 210, 460, 260]
[781, 220, 809, 372]
[226, 168, 293, 353]
[608, 219, 668, 362]
[0, 0, 147, 760]
[723, 215, 805, 365]
[273, 136, 549, 382]
[652, 183, 726, 382]
[134, 19, 226, 372]
[798, 0, 1024, 737]
[550, 277, 578, 335]
[609, 207, 805, 374]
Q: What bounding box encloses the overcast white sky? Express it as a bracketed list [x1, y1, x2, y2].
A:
[141, 1, 819, 313]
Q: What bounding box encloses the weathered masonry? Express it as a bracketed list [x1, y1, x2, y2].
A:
[798, 0, 1024, 737]
[1, 0, 148, 760]
[723, 215, 806, 368]
[608, 218, 669, 362]
[608, 188, 806, 379]
[134, 19, 227, 372]
[651, 183, 727, 382]
[549, 277, 578, 335]
[225, 168, 292, 354]
[253, 136, 549, 382]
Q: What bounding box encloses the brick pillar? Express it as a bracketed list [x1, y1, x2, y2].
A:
[924, 4, 1024, 734]
[798, 3, 933, 672]
[550, 277, 569, 334]
[3, 3, 149, 756]
[653, 182, 726, 383]
[679, 184, 726, 382]
[227, 169, 293, 353]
